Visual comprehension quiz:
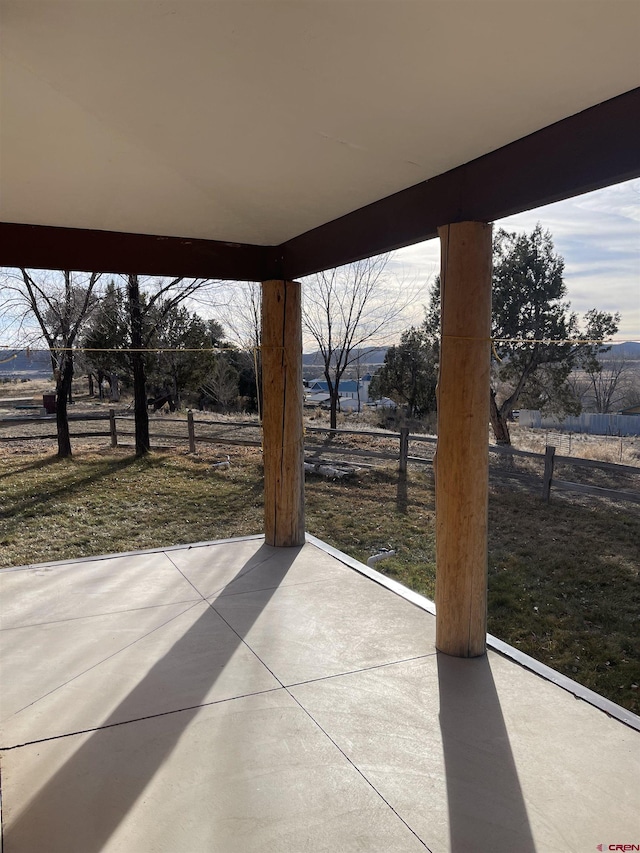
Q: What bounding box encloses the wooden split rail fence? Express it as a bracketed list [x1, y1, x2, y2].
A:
[1, 410, 638, 505]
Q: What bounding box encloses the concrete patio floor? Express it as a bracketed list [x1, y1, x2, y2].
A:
[1, 535, 638, 852]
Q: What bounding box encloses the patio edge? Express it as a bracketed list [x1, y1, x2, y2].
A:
[0, 534, 266, 573]
[304, 533, 640, 733]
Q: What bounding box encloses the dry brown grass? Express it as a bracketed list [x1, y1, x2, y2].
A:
[0, 377, 56, 399]
[510, 424, 639, 466]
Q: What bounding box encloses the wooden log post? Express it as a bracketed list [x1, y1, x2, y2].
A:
[435, 222, 492, 658]
[187, 410, 196, 454]
[542, 445, 556, 502]
[399, 427, 409, 473]
[109, 408, 118, 448]
[261, 280, 305, 547]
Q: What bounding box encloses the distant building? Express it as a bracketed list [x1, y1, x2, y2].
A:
[367, 396, 397, 410]
[307, 378, 368, 401]
[304, 377, 376, 413]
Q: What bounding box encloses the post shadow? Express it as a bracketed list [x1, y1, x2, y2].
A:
[396, 470, 408, 514]
[4, 543, 302, 853]
[437, 652, 537, 853]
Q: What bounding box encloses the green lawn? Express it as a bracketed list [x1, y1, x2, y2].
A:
[1, 447, 638, 713]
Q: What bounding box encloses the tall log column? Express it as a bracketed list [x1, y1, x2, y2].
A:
[435, 222, 492, 657]
[261, 279, 305, 547]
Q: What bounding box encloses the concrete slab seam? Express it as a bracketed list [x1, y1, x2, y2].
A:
[207, 586, 435, 849]
[207, 600, 287, 691]
[211, 574, 350, 601]
[286, 689, 434, 852]
[283, 652, 438, 690]
[0, 686, 284, 752]
[0, 598, 203, 632]
[164, 547, 278, 603]
[3, 601, 206, 726]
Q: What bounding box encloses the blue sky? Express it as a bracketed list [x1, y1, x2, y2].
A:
[390, 178, 640, 342]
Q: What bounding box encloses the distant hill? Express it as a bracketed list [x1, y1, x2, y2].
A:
[604, 342, 640, 360]
[3, 346, 390, 378]
[303, 347, 388, 367]
[0, 349, 52, 378]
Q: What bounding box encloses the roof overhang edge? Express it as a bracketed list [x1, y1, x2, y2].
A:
[1, 88, 638, 281]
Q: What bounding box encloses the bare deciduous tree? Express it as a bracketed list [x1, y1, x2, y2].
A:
[202, 353, 239, 410]
[303, 255, 415, 429]
[219, 281, 262, 415]
[220, 282, 261, 352]
[1, 268, 102, 457]
[584, 358, 631, 413]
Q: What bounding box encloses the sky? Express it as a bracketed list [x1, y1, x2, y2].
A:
[387, 177, 640, 343]
[1, 180, 638, 352]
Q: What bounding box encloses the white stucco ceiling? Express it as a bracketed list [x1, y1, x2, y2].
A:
[1, 0, 639, 245]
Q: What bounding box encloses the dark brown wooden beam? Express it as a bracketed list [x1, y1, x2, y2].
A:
[0, 223, 271, 281]
[1, 88, 638, 281]
[280, 87, 640, 279]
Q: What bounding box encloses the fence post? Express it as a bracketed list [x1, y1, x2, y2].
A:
[187, 410, 196, 453]
[109, 409, 118, 448]
[399, 427, 409, 473]
[542, 445, 555, 502]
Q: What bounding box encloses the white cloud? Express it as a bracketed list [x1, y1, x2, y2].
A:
[495, 180, 640, 339]
[384, 179, 640, 342]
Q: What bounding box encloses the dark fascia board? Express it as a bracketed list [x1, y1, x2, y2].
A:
[280, 87, 640, 279]
[1, 88, 638, 281]
[0, 223, 271, 282]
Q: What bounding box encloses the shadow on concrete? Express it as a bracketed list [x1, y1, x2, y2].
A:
[437, 652, 537, 853]
[4, 543, 301, 853]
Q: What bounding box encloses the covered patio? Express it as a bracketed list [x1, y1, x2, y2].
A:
[1, 536, 638, 852]
[1, 1, 639, 849]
